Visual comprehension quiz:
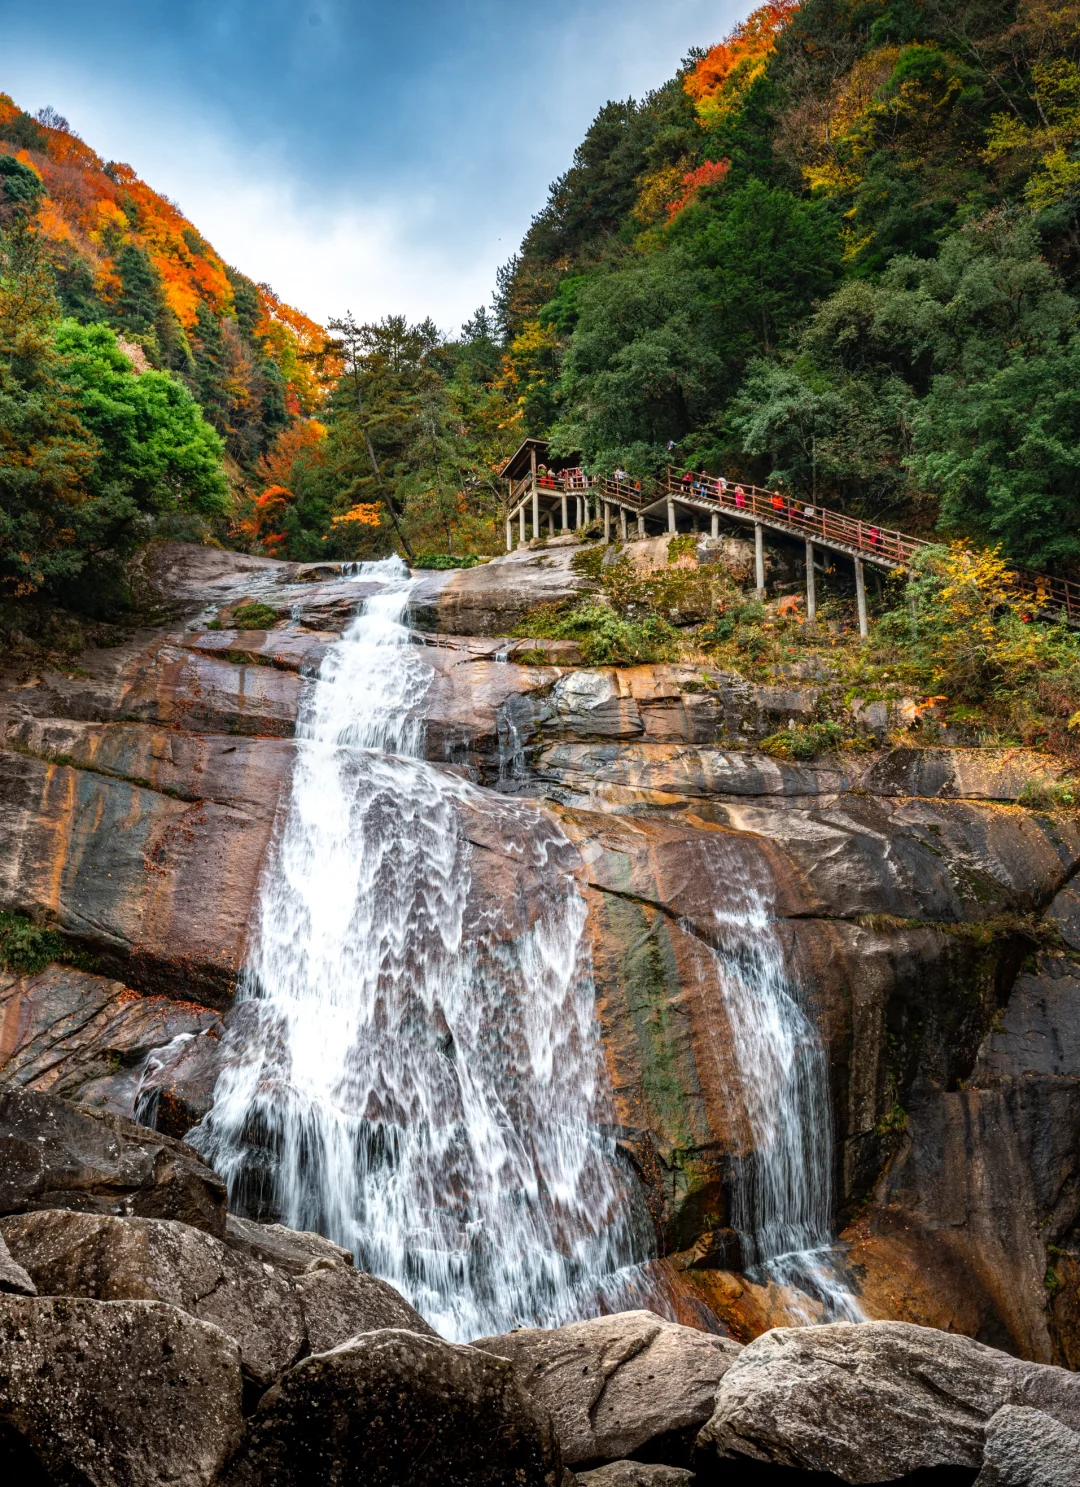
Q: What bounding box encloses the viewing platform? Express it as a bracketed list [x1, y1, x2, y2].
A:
[499, 439, 1080, 635]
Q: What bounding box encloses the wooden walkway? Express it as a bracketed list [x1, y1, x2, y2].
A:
[505, 463, 1080, 631]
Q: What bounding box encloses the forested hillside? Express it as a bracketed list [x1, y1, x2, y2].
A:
[495, 0, 1080, 571]
[2, 0, 1079, 599]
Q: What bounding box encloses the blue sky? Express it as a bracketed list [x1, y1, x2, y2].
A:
[1, 0, 747, 329]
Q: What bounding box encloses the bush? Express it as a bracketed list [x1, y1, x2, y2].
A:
[760, 720, 846, 759]
[0, 912, 93, 975]
[411, 553, 483, 569]
[515, 600, 682, 664]
[231, 601, 279, 630]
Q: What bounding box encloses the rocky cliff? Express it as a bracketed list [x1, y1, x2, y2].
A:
[1, 539, 1078, 1368]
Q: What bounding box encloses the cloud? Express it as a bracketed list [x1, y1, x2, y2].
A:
[1, 0, 749, 327]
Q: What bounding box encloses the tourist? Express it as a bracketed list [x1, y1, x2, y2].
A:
[735, 486, 746, 509]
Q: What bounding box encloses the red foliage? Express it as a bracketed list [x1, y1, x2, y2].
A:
[667, 159, 731, 220]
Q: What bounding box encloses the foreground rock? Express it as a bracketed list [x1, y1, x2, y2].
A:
[0, 1208, 432, 1389]
[475, 1309, 740, 1468]
[0, 1088, 226, 1235]
[698, 1321, 1080, 1481]
[577, 1467, 694, 1486]
[221, 1327, 566, 1487]
[0, 1231, 34, 1294]
[975, 1405, 1080, 1486]
[0, 1295, 243, 1487]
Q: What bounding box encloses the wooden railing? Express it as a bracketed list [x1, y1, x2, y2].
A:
[509, 463, 1080, 622]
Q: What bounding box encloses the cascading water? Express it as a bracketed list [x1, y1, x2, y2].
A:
[702, 882, 863, 1321]
[190, 558, 651, 1341]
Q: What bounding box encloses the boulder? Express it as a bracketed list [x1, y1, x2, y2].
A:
[1, 1208, 434, 1388]
[975, 1405, 1080, 1487]
[0, 1088, 226, 1236]
[0, 1294, 243, 1487]
[409, 544, 589, 636]
[697, 1321, 1080, 1482]
[576, 1467, 694, 1487]
[474, 1309, 741, 1468]
[221, 1327, 566, 1487]
[0, 1232, 34, 1294]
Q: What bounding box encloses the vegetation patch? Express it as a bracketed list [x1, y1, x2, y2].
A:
[0, 912, 96, 976]
[230, 602, 279, 631]
[411, 553, 484, 569]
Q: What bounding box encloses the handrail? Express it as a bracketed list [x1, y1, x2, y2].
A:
[506, 460, 1080, 621]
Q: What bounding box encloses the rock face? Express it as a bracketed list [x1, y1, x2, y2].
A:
[0, 1294, 244, 1487]
[0, 1231, 34, 1294]
[475, 1309, 741, 1468]
[697, 1321, 1080, 1481]
[975, 1405, 1080, 1487]
[221, 1327, 567, 1487]
[0, 1207, 433, 1388]
[2, 540, 1080, 1361]
[0, 1088, 226, 1236]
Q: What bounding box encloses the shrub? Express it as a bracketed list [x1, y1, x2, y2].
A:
[0, 912, 94, 975]
[231, 601, 279, 631]
[411, 553, 483, 569]
[760, 719, 846, 759]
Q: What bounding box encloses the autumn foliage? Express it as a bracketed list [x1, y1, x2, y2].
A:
[684, 2, 799, 127]
[666, 159, 731, 220]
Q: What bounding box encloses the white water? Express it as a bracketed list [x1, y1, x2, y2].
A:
[190, 559, 651, 1341]
[702, 885, 863, 1321]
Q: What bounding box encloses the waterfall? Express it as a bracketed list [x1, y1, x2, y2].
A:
[190, 558, 650, 1342]
[703, 885, 863, 1321]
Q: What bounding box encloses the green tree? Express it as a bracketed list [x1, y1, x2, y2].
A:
[54, 319, 227, 559]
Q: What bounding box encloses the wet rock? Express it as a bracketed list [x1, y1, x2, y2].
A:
[0, 1294, 243, 1487]
[0, 1232, 34, 1294]
[843, 944, 1080, 1364]
[180, 627, 333, 673]
[0, 964, 221, 1118]
[0, 748, 280, 1004]
[2, 716, 294, 816]
[409, 545, 589, 636]
[221, 1327, 566, 1487]
[697, 1321, 1080, 1481]
[975, 1404, 1080, 1486]
[576, 1467, 694, 1487]
[0, 1207, 435, 1388]
[474, 1309, 741, 1468]
[0, 1088, 226, 1236]
[862, 747, 1064, 803]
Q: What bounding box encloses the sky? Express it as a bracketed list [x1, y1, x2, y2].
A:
[0, 0, 747, 332]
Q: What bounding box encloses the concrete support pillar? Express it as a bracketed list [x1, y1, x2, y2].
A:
[806, 539, 817, 622]
[547, 511, 555, 537]
[667, 498, 676, 534]
[637, 515, 645, 538]
[506, 516, 512, 552]
[519, 505, 526, 545]
[532, 485, 540, 543]
[603, 501, 611, 544]
[754, 523, 765, 595]
[620, 507, 628, 540]
[576, 495, 583, 529]
[711, 512, 719, 538]
[855, 557, 868, 639]
[561, 493, 568, 530]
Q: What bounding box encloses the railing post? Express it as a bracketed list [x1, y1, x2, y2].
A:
[667, 496, 676, 533]
[506, 515, 512, 552]
[855, 557, 868, 639]
[754, 522, 765, 596]
[806, 539, 817, 622]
